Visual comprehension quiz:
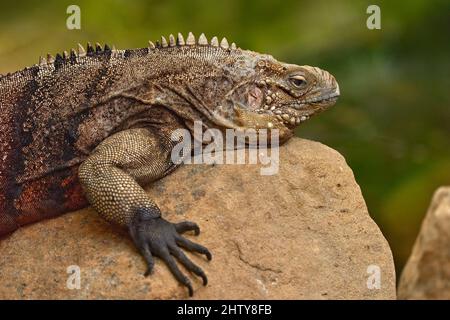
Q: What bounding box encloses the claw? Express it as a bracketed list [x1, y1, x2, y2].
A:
[187, 283, 194, 297]
[144, 266, 154, 276]
[205, 251, 212, 261]
[201, 274, 208, 286]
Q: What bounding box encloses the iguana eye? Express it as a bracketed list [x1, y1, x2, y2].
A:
[289, 75, 307, 88]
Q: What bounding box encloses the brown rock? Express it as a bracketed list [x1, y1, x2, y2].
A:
[0, 138, 396, 299]
[398, 186, 450, 299]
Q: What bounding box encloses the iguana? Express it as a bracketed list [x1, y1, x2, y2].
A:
[0, 32, 339, 296]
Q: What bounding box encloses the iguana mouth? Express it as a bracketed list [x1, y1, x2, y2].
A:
[214, 86, 339, 130]
[253, 84, 340, 128]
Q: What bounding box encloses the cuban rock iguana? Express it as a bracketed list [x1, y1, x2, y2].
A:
[0, 32, 339, 296]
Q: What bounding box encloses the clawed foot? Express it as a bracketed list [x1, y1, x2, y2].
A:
[129, 209, 212, 296]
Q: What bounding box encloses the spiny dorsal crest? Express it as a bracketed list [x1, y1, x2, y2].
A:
[36, 32, 237, 68]
[147, 32, 237, 51]
[38, 42, 116, 66]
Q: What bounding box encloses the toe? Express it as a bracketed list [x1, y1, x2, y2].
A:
[169, 245, 208, 285]
[176, 236, 212, 260]
[174, 221, 200, 235]
[159, 249, 194, 296]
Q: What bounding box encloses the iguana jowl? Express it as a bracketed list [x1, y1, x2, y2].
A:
[0, 32, 339, 296]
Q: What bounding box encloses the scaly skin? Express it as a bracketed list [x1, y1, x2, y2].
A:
[0, 32, 339, 296]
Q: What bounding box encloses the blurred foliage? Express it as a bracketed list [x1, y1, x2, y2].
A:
[0, 0, 449, 277]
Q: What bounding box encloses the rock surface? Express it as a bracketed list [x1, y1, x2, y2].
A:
[0, 138, 396, 299]
[398, 186, 450, 299]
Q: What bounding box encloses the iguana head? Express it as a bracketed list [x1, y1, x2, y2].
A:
[147, 33, 339, 142]
[211, 52, 340, 142]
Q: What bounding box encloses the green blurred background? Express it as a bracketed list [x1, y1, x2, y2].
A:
[0, 0, 449, 278]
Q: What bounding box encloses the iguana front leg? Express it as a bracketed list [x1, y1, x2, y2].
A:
[78, 128, 211, 296]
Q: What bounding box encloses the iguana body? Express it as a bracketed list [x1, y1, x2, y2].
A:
[0, 32, 339, 296]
